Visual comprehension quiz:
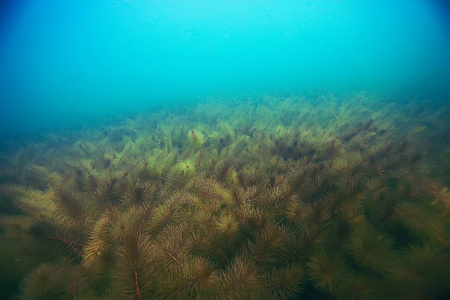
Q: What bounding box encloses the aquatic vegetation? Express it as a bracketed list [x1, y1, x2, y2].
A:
[0, 92, 449, 299]
[174, 159, 196, 177]
[188, 129, 206, 148]
[307, 250, 348, 295]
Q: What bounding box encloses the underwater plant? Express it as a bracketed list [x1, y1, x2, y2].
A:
[188, 129, 205, 148]
[174, 159, 196, 177]
[0, 92, 449, 299]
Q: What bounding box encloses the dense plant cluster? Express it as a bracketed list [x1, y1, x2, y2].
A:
[0, 93, 449, 299]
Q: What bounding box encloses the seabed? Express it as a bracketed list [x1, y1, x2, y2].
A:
[0, 92, 449, 299]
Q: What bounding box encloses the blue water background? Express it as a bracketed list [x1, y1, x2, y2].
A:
[0, 0, 449, 140]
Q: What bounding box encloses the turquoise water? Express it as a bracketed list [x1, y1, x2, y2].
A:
[1, 0, 449, 137]
[1, 1, 450, 299]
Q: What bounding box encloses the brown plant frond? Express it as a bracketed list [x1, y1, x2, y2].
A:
[283, 225, 324, 262]
[113, 234, 157, 299]
[93, 177, 124, 206]
[82, 209, 116, 263]
[160, 257, 219, 299]
[144, 202, 177, 237]
[247, 224, 286, 265]
[346, 228, 395, 272]
[263, 265, 304, 299]
[307, 250, 348, 295]
[395, 202, 449, 244]
[216, 213, 239, 236]
[220, 256, 260, 297]
[28, 221, 84, 258]
[52, 189, 86, 221]
[188, 178, 233, 210]
[19, 263, 66, 300]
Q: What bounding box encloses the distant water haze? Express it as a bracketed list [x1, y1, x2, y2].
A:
[0, 0, 449, 138]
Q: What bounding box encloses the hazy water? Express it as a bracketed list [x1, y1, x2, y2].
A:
[0, 0, 449, 139]
[1, 2, 450, 298]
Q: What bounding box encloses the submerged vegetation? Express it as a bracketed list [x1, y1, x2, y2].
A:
[0, 92, 449, 299]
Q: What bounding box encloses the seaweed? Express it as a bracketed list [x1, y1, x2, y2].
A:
[0, 92, 449, 299]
